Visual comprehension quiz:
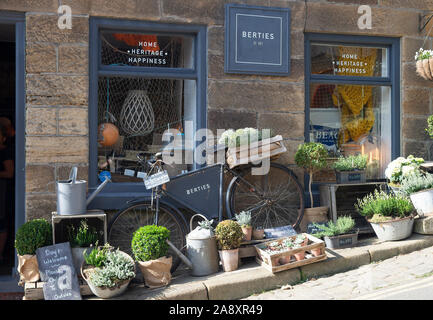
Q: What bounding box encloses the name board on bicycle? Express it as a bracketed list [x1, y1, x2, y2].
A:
[144, 170, 170, 189]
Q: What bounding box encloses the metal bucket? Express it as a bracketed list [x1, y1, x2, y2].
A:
[56, 167, 87, 215]
[186, 214, 219, 277]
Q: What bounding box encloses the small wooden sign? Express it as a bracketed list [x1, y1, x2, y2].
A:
[36, 242, 82, 300]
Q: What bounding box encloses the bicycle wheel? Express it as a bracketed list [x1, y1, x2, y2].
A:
[108, 200, 187, 273]
[226, 162, 305, 230]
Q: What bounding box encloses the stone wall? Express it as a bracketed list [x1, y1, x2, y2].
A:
[1, 0, 432, 220]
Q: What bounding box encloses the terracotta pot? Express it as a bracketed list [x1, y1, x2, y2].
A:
[219, 249, 239, 272]
[17, 254, 40, 284]
[241, 226, 252, 241]
[252, 229, 265, 240]
[310, 248, 322, 257]
[299, 206, 329, 232]
[137, 256, 172, 288]
[294, 251, 305, 261]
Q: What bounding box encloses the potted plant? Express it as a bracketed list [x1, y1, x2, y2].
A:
[312, 216, 358, 249]
[14, 219, 52, 284]
[214, 220, 244, 272]
[332, 154, 368, 184]
[81, 243, 135, 299]
[292, 234, 308, 261]
[66, 219, 99, 275]
[415, 48, 433, 81]
[131, 225, 172, 288]
[355, 189, 415, 241]
[252, 226, 265, 240]
[295, 142, 330, 231]
[235, 210, 252, 241]
[401, 172, 433, 217]
[385, 155, 424, 194]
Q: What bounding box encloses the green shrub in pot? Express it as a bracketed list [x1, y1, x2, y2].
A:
[215, 220, 244, 272]
[332, 154, 368, 172]
[355, 190, 415, 241]
[14, 219, 53, 283]
[235, 210, 252, 241]
[312, 216, 356, 238]
[131, 225, 172, 288]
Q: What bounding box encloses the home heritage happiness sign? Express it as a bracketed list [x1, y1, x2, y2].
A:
[225, 4, 291, 75]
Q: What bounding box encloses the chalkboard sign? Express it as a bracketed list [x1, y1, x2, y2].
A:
[264, 225, 297, 239]
[307, 222, 328, 235]
[225, 4, 290, 75]
[36, 242, 82, 300]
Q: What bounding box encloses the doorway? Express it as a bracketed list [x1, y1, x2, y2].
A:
[0, 23, 16, 276]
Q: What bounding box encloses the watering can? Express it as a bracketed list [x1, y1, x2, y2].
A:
[56, 167, 110, 215]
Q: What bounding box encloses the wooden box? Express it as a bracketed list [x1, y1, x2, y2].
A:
[51, 210, 107, 245]
[23, 279, 92, 300]
[255, 233, 326, 273]
[226, 135, 287, 169]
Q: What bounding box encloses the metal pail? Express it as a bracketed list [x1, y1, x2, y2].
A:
[56, 167, 87, 215]
[186, 214, 219, 276]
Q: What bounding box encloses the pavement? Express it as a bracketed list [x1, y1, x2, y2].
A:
[244, 244, 433, 300]
[86, 233, 433, 300]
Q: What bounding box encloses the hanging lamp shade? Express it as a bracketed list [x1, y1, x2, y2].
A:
[120, 90, 155, 136]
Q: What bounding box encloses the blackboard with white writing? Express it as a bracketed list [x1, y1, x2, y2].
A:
[36, 242, 82, 300]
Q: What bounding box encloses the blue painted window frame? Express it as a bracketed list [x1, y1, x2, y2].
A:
[305, 33, 401, 158]
[304, 33, 401, 205]
[88, 18, 207, 210]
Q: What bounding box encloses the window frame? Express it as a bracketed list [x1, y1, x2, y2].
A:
[88, 17, 207, 209]
[304, 33, 401, 161]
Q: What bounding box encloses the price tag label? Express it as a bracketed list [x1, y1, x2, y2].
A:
[144, 170, 170, 189]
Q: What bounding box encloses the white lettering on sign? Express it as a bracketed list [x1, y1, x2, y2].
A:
[186, 184, 211, 195]
[241, 31, 275, 40]
[58, 5, 72, 30]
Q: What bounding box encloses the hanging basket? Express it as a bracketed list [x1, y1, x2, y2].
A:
[416, 57, 433, 81]
[120, 90, 155, 136]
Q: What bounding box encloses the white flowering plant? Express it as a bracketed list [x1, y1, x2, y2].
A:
[415, 48, 433, 61]
[218, 128, 267, 148]
[384, 155, 424, 185]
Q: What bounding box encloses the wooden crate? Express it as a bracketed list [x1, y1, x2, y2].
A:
[239, 239, 270, 259]
[254, 234, 326, 273]
[23, 278, 93, 300]
[226, 135, 287, 169]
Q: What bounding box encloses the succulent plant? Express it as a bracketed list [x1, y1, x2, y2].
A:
[235, 211, 252, 227]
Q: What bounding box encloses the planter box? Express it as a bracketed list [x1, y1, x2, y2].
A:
[324, 232, 358, 249]
[335, 170, 366, 184]
[255, 233, 326, 273]
[226, 135, 287, 169]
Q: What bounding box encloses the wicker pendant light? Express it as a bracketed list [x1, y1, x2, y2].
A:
[120, 90, 155, 136]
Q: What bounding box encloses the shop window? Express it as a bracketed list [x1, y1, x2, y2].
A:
[306, 34, 400, 181]
[89, 18, 206, 194]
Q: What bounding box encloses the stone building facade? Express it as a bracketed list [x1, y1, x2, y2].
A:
[0, 0, 432, 224]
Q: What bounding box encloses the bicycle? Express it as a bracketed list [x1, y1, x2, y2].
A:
[107, 148, 305, 273]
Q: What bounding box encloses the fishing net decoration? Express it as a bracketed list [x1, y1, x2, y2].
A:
[97, 33, 186, 153]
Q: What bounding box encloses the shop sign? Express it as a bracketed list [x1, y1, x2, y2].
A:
[225, 4, 290, 75]
[36, 242, 82, 300]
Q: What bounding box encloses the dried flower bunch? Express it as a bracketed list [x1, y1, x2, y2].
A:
[218, 128, 267, 148]
[384, 155, 424, 186]
[415, 48, 433, 61]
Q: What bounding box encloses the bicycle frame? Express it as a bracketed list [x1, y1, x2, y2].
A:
[150, 162, 268, 222]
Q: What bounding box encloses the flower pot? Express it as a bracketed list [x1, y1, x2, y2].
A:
[81, 251, 135, 299]
[388, 184, 403, 196]
[324, 232, 358, 249]
[335, 170, 366, 184]
[294, 251, 305, 261]
[416, 58, 433, 80]
[368, 216, 414, 241]
[300, 206, 329, 232]
[310, 248, 322, 257]
[71, 247, 91, 277]
[218, 249, 239, 272]
[137, 256, 172, 288]
[409, 188, 433, 217]
[17, 254, 40, 284]
[252, 229, 265, 240]
[241, 226, 252, 241]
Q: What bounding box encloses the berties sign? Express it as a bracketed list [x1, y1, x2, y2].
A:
[225, 4, 291, 75]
